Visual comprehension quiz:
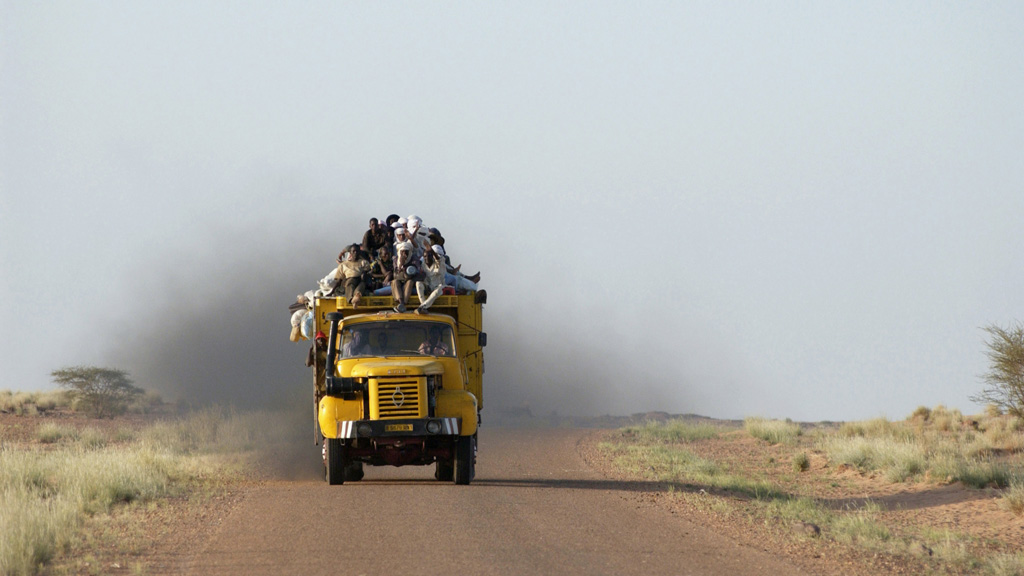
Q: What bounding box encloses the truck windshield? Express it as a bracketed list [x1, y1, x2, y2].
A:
[339, 321, 456, 358]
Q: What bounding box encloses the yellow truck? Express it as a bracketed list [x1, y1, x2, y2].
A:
[307, 293, 486, 485]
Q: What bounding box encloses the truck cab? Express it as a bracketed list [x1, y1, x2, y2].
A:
[311, 294, 485, 485]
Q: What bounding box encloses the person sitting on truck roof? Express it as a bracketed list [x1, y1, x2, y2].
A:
[342, 328, 371, 357]
[368, 246, 393, 291]
[383, 214, 400, 251]
[353, 242, 373, 263]
[423, 230, 480, 285]
[427, 227, 444, 246]
[429, 244, 481, 293]
[361, 218, 388, 258]
[391, 235, 423, 313]
[415, 247, 446, 314]
[338, 248, 372, 306]
[406, 215, 434, 254]
[417, 325, 451, 356]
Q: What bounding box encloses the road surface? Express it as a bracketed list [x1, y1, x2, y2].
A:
[179, 427, 810, 575]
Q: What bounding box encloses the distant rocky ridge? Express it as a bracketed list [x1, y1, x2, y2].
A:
[488, 406, 745, 429]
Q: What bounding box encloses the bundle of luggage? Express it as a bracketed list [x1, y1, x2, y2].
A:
[288, 214, 485, 341]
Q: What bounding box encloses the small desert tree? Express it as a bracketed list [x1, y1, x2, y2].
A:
[50, 366, 144, 418]
[971, 323, 1024, 419]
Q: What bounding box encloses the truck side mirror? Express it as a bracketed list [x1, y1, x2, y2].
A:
[478, 333, 487, 347]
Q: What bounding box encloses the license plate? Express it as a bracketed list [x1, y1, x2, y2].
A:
[385, 424, 413, 432]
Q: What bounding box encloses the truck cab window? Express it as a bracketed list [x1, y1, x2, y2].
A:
[338, 321, 455, 358]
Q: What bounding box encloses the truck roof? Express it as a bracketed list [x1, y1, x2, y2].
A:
[338, 310, 457, 326]
[314, 293, 482, 335]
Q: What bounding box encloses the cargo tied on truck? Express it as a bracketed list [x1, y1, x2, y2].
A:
[288, 215, 486, 485]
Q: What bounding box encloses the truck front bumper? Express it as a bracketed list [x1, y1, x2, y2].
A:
[336, 417, 460, 439]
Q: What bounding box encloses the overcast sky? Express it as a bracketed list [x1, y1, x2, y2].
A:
[2, 2, 1022, 421]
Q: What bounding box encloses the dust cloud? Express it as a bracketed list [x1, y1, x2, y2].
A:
[102, 221, 698, 423]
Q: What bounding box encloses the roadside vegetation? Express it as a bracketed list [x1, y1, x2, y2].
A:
[0, 402, 295, 575]
[822, 405, 1022, 487]
[971, 322, 1024, 419]
[600, 408, 1024, 575]
[744, 416, 802, 444]
[0, 389, 72, 416]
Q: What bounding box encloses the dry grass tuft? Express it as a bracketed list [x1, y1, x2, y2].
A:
[0, 390, 71, 416]
[1004, 480, 1024, 516]
[36, 423, 79, 444]
[744, 417, 801, 444]
[792, 452, 810, 472]
[985, 552, 1024, 576]
[821, 407, 1023, 487]
[620, 419, 725, 443]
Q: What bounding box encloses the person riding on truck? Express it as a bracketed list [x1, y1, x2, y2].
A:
[417, 325, 452, 356]
[342, 328, 370, 357]
[391, 230, 423, 313]
[372, 332, 390, 355]
[368, 246, 393, 291]
[361, 218, 388, 257]
[415, 247, 446, 315]
[339, 247, 372, 307]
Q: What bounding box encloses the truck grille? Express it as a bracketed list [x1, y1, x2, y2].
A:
[371, 378, 426, 419]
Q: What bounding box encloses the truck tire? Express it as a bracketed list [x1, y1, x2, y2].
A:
[325, 438, 346, 485]
[435, 459, 454, 481]
[454, 435, 475, 485]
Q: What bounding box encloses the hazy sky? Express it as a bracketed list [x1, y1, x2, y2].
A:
[2, 2, 1022, 421]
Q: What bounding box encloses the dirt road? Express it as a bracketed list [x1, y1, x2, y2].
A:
[179, 428, 811, 575]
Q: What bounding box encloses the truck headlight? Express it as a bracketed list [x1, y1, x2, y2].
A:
[426, 420, 442, 434]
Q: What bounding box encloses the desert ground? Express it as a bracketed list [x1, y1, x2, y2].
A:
[2, 409, 1022, 575]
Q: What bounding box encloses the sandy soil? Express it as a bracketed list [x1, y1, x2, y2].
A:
[4, 412, 1021, 575]
[580, 425, 1024, 575]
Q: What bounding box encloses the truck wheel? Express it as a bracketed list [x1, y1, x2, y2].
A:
[454, 435, 475, 485]
[344, 461, 364, 482]
[435, 459, 454, 482]
[325, 438, 346, 485]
